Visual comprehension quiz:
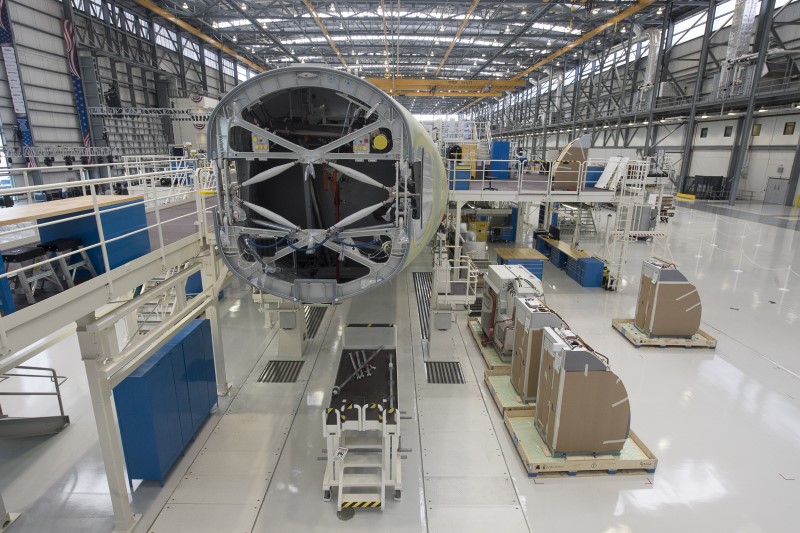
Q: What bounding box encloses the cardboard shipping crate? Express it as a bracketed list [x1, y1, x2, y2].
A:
[534, 327, 630, 455]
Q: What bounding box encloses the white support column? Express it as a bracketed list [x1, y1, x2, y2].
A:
[76, 314, 139, 533]
[277, 305, 306, 358]
[0, 490, 20, 530]
[200, 249, 231, 396]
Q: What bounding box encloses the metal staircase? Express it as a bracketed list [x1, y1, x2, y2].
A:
[135, 267, 182, 334]
[338, 431, 385, 509]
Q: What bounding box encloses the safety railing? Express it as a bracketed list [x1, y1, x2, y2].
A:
[445, 157, 615, 198]
[433, 251, 478, 306]
[0, 365, 67, 420]
[0, 163, 215, 316]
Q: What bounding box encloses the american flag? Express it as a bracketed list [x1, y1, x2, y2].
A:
[0, 0, 36, 167]
[62, 19, 93, 163]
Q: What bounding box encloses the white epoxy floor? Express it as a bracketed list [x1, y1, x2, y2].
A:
[0, 200, 798, 532]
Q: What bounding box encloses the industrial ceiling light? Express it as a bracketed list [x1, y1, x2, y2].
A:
[621, 26, 627, 33]
[547, 39, 552, 46]
[182, 2, 189, 10]
[482, 53, 485, 57]
[657, 7, 664, 14]
[592, 8, 599, 14]
[660, 118, 666, 123]
[758, 107, 768, 112]
[728, 111, 737, 116]
[701, 114, 709, 119]
[233, 34, 237, 42]
[241, 2, 247, 11]
[505, 25, 511, 33]
[521, 10, 527, 15]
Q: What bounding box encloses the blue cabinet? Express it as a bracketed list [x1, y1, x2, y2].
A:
[564, 256, 604, 287]
[448, 165, 471, 190]
[114, 319, 217, 484]
[490, 141, 511, 179]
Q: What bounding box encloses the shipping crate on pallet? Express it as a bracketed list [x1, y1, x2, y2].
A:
[503, 409, 658, 477]
[484, 369, 529, 414]
[467, 318, 511, 370]
[612, 318, 717, 349]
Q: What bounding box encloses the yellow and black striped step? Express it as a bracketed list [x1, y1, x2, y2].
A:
[341, 501, 381, 508]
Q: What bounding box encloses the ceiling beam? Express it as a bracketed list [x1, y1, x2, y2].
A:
[457, 0, 657, 113]
[367, 77, 525, 91]
[301, 0, 348, 68]
[434, 0, 481, 77]
[133, 0, 266, 72]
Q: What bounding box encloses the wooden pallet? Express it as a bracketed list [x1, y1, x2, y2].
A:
[484, 369, 529, 414]
[467, 318, 511, 370]
[503, 409, 658, 478]
[612, 318, 717, 349]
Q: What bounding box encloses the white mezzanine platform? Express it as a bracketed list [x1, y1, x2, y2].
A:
[0, 201, 799, 532]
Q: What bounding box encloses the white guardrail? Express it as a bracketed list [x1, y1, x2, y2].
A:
[0, 155, 216, 316]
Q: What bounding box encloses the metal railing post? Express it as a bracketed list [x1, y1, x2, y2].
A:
[89, 184, 114, 295]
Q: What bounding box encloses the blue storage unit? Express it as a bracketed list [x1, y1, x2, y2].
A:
[448, 165, 471, 190]
[490, 140, 511, 179]
[575, 257, 605, 287]
[113, 319, 216, 484]
[550, 247, 568, 269]
[564, 256, 604, 287]
[535, 236, 551, 256]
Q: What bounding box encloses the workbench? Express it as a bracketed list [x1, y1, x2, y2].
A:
[0, 195, 150, 313]
[536, 236, 603, 287]
[495, 247, 547, 280]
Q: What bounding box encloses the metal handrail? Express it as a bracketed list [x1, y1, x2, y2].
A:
[0, 366, 67, 419]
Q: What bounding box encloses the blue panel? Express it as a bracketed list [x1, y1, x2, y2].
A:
[185, 272, 203, 296]
[490, 141, 511, 179]
[0, 259, 15, 314]
[166, 323, 210, 433]
[586, 166, 604, 188]
[168, 343, 194, 444]
[197, 320, 218, 408]
[37, 200, 151, 274]
[509, 207, 518, 237]
[114, 355, 183, 484]
[550, 249, 567, 269]
[535, 237, 550, 256]
[448, 166, 470, 190]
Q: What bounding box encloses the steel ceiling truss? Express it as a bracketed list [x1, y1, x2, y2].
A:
[108, 0, 692, 113]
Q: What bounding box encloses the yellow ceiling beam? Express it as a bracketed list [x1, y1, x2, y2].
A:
[302, 0, 348, 68]
[133, 0, 266, 73]
[457, 0, 657, 113]
[382, 90, 507, 98]
[434, 0, 481, 77]
[366, 78, 525, 92]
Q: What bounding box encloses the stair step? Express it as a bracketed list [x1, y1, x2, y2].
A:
[344, 433, 383, 450]
[341, 472, 383, 488]
[0, 415, 70, 438]
[341, 490, 383, 508]
[344, 453, 383, 468]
